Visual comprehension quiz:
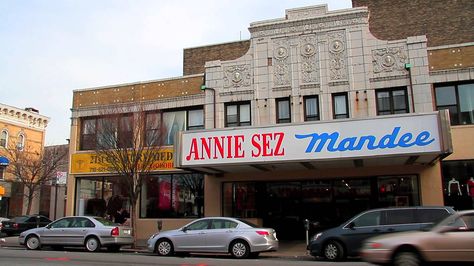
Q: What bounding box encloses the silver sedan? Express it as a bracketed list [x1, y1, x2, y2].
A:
[147, 217, 278, 259]
[19, 216, 133, 252]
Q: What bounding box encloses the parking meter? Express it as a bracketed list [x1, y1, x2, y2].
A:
[157, 220, 163, 231]
[304, 219, 310, 246]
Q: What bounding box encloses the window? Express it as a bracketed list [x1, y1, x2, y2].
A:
[81, 118, 97, 150]
[332, 93, 349, 119]
[352, 211, 381, 227]
[304, 96, 320, 121]
[187, 109, 204, 130]
[80, 114, 134, 150]
[0, 167, 4, 180]
[417, 209, 451, 224]
[146, 108, 203, 146]
[187, 219, 210, 230]
[225, 102, 251, 127]
[276, 98, 291, 123]
[435, 82, 474, 125]
[17, 134, 25, 151]
[140, 173, 204, 218]
[0, 130, 7, 148]
[376, 87, 409, 115]
[211, 219, 238, 229]
[383, 209, 415, 225]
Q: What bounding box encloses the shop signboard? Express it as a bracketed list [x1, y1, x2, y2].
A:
[177, 112, 451, 167]
[71, 148, 175, 174]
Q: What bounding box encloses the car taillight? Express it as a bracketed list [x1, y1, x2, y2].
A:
[111, 227, 119, 237]
[370, 242, 383, 249]
[13, 223, 19, 228]
[256, 231, 269, 236]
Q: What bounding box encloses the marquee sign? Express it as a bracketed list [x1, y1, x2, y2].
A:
[177, 112, 450, 167]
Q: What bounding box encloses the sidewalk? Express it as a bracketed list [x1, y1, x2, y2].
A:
[0, 236, 312, 259]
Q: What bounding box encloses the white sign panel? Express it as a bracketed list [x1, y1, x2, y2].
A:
[179, 113, 442, 167]
[56, 171, 67, 185]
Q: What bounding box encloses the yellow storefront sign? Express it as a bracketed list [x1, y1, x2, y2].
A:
[71, 148, 176, 174]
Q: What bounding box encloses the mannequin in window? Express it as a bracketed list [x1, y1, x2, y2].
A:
[467, 177, 474, 196]
[448, 177, 462, 196]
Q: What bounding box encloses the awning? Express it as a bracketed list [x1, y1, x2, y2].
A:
[0, 156, 9, 166]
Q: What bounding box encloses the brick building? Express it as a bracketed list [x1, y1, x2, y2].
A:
[0, 103, 49, 217]
[67, 2, 473, 241]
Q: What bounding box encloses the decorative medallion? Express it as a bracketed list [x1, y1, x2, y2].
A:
[223, 64, 251, 88]
[372, 47, 408, 73]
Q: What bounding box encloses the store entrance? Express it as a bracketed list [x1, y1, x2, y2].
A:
[223, 175, 420, 240]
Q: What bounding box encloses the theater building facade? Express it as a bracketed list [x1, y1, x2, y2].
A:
[67, 4, 474, 240]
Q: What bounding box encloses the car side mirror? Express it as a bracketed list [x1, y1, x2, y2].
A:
[182, 226, 188, 232]
[45, 224, 52, 229]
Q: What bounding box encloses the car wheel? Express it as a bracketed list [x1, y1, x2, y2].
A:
[85, 236, 101, 252]
[155, 239, 174, 256]
[323, 240, 344, 261]
[393, 251, 420, 266]
[26, 235, 41, 250]
[230, 240, 250, 259]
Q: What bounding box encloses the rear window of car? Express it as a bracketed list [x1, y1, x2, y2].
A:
[237, 219, 259, 228]
[13, 216, 29, 222]
[416, 209, 450, 223]
[94, 217, 118, 226]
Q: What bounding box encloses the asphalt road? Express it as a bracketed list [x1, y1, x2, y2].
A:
[0, 247, 371, 266]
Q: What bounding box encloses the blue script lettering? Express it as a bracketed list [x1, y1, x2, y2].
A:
[295, 127, 435, 153]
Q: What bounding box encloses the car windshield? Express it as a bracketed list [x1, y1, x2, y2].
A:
[433, 213, 466, 230]
[94, 217, 119, 226]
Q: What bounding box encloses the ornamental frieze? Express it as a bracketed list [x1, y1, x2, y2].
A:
[328, 31, 348, 81]
[223, 64, 251, 88]
[273, 39, 291, 86]
[300, 35, 320, 84]
[372, 47, 408, 73]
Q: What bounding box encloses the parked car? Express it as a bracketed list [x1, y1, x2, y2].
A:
[0, 215, 51, 236]
[147, 217, 278, 259]
[361, 210, 474, 266]
[307, 206, 455, 261]
[18, 216, 133, 252]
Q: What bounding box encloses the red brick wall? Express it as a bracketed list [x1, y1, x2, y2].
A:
[352, 0, 474, 47]
[183, 40, 250, 75]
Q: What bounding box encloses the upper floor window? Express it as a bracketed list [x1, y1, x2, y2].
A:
[0, 130, 8, 148]
[17, 133, 25, 151]
[0, 166, 4, 180]
[225, 102, 251, 127]
[146, 107, 204, 146]
[187, 109, 204, 130]
[376, 87, 409, 115]
[80, 114, 133, 150]
[304, 96, 320, 121]
[332, 93, 349, 119]
[276, 98, 291, 124]
[435, 82, 474, 125]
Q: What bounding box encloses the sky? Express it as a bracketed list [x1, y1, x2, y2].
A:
[0, 0, 352, 145]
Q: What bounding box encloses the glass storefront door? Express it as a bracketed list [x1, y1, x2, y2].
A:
[222, 175, 420, 240]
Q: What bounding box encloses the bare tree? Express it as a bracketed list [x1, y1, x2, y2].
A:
[4, 144, 68, 215]
[95, 105, 166, 247]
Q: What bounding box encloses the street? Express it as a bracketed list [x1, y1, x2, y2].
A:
[0, 247, 371, 266]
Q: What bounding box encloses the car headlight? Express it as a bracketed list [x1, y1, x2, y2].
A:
[310, 232, 323, 242]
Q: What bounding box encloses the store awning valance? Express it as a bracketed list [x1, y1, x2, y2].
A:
[0, 156, 9, 166]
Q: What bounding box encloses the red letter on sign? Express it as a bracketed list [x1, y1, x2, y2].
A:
[185, 138, 199, 161]
[251, 134, 261, 157]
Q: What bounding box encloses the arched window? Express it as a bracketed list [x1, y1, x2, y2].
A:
[0, 130, 7, 148]
[17, 133, 25, 151]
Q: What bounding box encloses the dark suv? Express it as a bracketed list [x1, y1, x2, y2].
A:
[307, 206, 455, 261]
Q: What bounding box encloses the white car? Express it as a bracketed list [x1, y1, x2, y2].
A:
[147, 217, 278, 259]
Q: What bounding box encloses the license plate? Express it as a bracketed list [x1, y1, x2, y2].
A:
[123, 229, 131, 235]
[5, 224, 10, 228]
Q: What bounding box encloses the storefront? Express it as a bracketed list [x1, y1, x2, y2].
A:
[176, 111, 452, 239]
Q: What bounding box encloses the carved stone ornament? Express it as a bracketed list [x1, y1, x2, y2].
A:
[300, 35, 319, 84]
[273, 39, 291, 86]
[223, 64, 251, 88]
[372, 47, 408, 73]
[328, 31, 347, 80]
